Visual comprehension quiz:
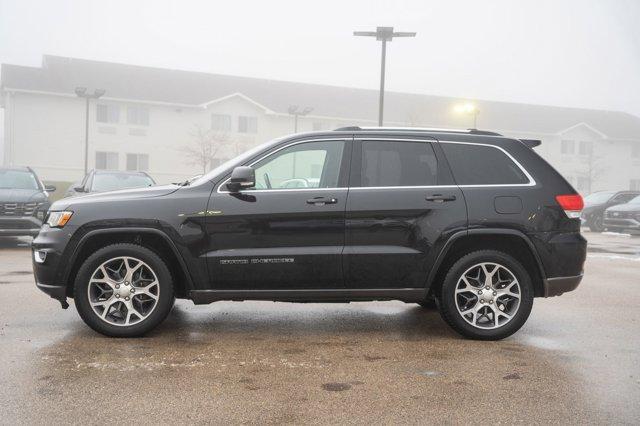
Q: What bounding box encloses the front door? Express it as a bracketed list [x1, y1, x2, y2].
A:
[344, 137, 467, 289]
[206, 138, 350, 290]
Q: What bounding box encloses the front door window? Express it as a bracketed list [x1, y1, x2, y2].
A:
[252, 141, 345, 190]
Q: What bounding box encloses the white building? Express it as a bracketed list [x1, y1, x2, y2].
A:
[2, 55, 640, 193]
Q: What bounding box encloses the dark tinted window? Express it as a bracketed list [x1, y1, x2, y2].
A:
[442, 143, 529, 185]
[361, 141, 438, 187]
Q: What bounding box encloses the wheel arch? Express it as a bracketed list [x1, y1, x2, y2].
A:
[426, 229, 547, 298]
[62, 227, 195, 299]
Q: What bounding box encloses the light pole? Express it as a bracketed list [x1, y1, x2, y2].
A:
[354, 27, 416, 126]
[75, 87, 105, 175]
[454, 102, 480, 129]
[288, 105, 313, 132]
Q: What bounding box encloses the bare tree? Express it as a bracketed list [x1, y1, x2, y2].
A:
[182, 124, 229, 174]
[580, 147, 605, 194]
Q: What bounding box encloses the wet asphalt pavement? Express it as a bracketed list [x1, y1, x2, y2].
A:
[0, 233, 639, 425]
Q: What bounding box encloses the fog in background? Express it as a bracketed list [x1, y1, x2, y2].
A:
[1, 0, 639, 195]
[1, 0, 639, 116]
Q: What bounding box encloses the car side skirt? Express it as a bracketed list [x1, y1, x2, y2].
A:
[189, 288, 425, 304]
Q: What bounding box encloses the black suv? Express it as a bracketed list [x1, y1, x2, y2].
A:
[581, 190, 640, 232]
[0, 166, 55, 237]
[32, 128, 586, 340]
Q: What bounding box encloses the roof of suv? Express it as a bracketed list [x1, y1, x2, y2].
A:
[333, 126, 503, 136]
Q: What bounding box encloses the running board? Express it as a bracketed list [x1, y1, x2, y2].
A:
[189, 288, 426, 304]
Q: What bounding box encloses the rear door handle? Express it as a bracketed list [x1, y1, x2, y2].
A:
[307, 196, 338, 206]
[425, 194, 457, 202]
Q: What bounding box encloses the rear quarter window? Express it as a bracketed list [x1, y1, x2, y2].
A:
[441, 142, 530, 185]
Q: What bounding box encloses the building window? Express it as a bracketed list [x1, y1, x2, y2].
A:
[238, 116, 258, 133]
[561, 140, 575, 155]
[127, 106, 149, 126]
[95, 151, 119, 170]
[126, 153, 149, 171]
[631, 180, 640, 191]
[211, 114, 231, 131]
[97, 104, 120, 123]
[578, 140, 593, 156]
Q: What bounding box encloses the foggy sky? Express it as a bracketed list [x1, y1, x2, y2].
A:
[1, 0, 639, 118]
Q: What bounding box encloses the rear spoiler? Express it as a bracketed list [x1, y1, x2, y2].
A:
[520, 139, 541, 148]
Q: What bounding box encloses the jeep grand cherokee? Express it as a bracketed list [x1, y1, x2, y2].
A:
[32, 127, 586, 340]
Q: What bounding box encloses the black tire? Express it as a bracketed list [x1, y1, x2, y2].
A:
[74, 243, 175, 337]
[588, 214, 604, 232]
[438, 250, 534, 340]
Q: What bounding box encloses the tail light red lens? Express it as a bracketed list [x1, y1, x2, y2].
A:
[555, 194, 584, 218]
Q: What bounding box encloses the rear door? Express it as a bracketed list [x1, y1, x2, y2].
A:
[344, 137, 467, 289]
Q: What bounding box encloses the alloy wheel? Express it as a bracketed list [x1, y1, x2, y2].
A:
[454, 262, 521, 329]
[87, 256, 160, 326]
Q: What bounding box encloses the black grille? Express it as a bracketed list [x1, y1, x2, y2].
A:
[606, 211, 635, 219]
[0, 202, 39, 216]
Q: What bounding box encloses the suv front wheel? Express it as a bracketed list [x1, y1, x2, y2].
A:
[74, 243, 175, 337]
[438, 250, 534, 340]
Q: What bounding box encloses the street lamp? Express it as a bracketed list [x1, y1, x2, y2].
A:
[288, 105, 313, 132]
[75, 87, 106, 175]
[454, 102, 480, 129]
[354, 26, 416, 126]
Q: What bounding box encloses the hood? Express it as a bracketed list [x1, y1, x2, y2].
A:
[52, 184, 180, 210]
[0, 188, 47, 203]
[606, 203, 640, 213]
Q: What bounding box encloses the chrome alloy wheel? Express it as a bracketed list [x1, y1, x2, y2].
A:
[87, 256, 160, 326]
[454, 262, 521, 329]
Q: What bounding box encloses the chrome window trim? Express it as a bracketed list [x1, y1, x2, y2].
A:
[216, 137, 537, 194]
[217, 138, 349, 194]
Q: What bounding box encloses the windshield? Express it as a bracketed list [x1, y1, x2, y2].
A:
[584, 191, 615, 205]
[628, 195, 640, 205]
[91, 173, 155, 192]
[189, 136, 287, 186]
[0, 170, 40, 190]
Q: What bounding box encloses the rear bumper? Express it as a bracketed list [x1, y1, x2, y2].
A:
[543, 274, 583, 297]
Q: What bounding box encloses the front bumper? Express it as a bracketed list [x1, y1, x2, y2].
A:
[0, 216, 42, 237]
[543, 274, 583, 297]
[603, 217, 640, 231]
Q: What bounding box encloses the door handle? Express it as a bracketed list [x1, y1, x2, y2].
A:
[307, 196, 338, 206]
[425, 194, 457, 202]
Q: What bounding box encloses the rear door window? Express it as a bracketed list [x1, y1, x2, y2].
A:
[361, 141, 438, 187]
[441, 143, 529, 185]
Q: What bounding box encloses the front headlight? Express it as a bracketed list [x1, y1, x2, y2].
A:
[46, 211, 73, 228]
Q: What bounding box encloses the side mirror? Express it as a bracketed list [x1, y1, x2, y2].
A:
[74, 186, 86, 193]
[227, 166, 255, 192]
[44, 185, 57, 192]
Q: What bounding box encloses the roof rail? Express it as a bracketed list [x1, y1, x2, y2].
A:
[333, 126, 502, 136]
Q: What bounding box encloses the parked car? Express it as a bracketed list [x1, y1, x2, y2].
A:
[603, 195, 640, 234]
[32, 127, 586, 340]
[0, 166, 55, 237]
[581, 190, 640, 232]
[64, 170, 156, 197]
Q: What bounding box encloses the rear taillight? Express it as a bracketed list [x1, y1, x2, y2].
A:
[555, 194, 584, 218]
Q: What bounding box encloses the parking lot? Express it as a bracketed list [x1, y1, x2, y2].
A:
[0, 232, 638, 425]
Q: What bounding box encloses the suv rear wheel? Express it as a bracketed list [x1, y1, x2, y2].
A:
[438, 250, 534, 340]
[74, 243, 175, 337]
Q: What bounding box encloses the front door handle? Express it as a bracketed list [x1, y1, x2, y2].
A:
[307, 196, 338, 206]
[425, 194, 457, 203]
